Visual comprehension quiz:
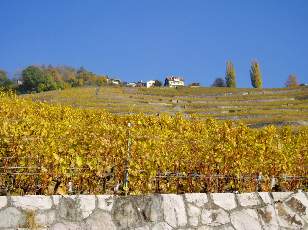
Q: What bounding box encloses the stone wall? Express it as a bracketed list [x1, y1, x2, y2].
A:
[0, 191, 307, 229]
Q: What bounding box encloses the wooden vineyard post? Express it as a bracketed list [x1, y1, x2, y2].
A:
[123, 122, 132, 196]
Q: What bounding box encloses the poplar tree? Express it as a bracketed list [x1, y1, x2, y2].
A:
[225, 61, 236, 88]
[285, 74, 299, 88]
[250, 60, 263, 88]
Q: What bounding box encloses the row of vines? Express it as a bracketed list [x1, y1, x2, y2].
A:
[0, 91, 307, 195]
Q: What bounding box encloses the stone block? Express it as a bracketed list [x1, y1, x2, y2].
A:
[258, 192, 272, 205]
[162, 194, 187, 228]
[257, 205, 279, 230]
[237, 193, 260, 207]
[134, 226, 150, 230]
[52, 195, 61, 206]
[201, 208, 230, 226]
[152, 222, 173, 230]
[211, 193, 236, 210]
[231, 209, 262, 230]
[220, 226, 235, 230]
[97, 195, 114, 212]
[51, 222, 84, 230]
[113, 199, 140, 229]
[85, 210, 116, 230]
[275, 202, 305, 228]
[187, 203, 201, 217]
[35, 210, 56, 227]
[286, 191, 308, 222]
[0, 207, 26, 228]
[272, 192, 293, 202]
[140, 195, 162, 222]
[58, 197, 83, 222]
[78, 195, 96, 219]
[189, 215, 199, 227]
[187, 203, 200, 226]
[185, 193, 208, 207]
[0, 196, 7, 209]
[11, 195, 52, 211]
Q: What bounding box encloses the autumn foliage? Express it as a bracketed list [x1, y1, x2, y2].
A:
[0, 92, 307, 194]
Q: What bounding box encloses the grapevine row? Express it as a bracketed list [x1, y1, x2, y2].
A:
[0, 92, 307, 194]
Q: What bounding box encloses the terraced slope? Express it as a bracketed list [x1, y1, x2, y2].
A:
[24, 86, 308, 127]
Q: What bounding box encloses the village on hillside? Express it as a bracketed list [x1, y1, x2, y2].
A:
[109, 75, 189, 88]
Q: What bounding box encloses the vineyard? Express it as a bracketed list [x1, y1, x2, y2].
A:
[0, 91, 307, 195]
[25, 86, 308, 127]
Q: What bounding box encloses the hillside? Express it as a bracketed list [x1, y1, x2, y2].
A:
[24, 86, 308, 127]
[0, 92, 307, 194]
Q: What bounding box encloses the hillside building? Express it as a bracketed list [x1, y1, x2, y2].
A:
[164, 76, 184, 88]
[189, 83, 200, 88]
[126, 82, 137, 87]
[146, 80, 156, 88]
[136, 81, 146, 87]
[16, 80, 23, 85]
[111, 79, 121, 85]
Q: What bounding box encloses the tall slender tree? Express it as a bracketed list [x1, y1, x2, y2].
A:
[250, 60, 263, 88]
[285, 74, 299, 88]
[225, 61, 236, 88]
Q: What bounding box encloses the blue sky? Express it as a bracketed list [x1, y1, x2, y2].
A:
[0, 0, 308, 87]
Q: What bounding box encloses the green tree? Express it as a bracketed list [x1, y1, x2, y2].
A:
[154, 80, 162, 87]
[212, 77, 226, 87]
[21, 66, 57, 93]
[285, 74, 299, 88]
[45, 67, 68, 89]
[0, 69, 8, 83]
[57, 65, 77, 82]
[250, 60, 263, 88]
[225, 61, 236, 87]
[46, 67, 62, 82]
[76, 67, 97, 86]
[96, 77, 107, 86]
[0, 69, 14, 90]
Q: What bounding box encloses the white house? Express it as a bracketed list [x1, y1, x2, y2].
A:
[127, 82, 137, 87]
[164, 76, 184, 88]
[146, 80, 156, 88]
[16, 80, 23, 85]
[111, 79, 121, 85]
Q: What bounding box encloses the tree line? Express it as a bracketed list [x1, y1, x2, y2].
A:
[212, 60, 302, 88]
[0, 65, 108, 93]
[0, 62, 304, 94]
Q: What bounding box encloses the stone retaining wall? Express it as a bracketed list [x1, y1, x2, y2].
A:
[0, 191, 307, 229]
